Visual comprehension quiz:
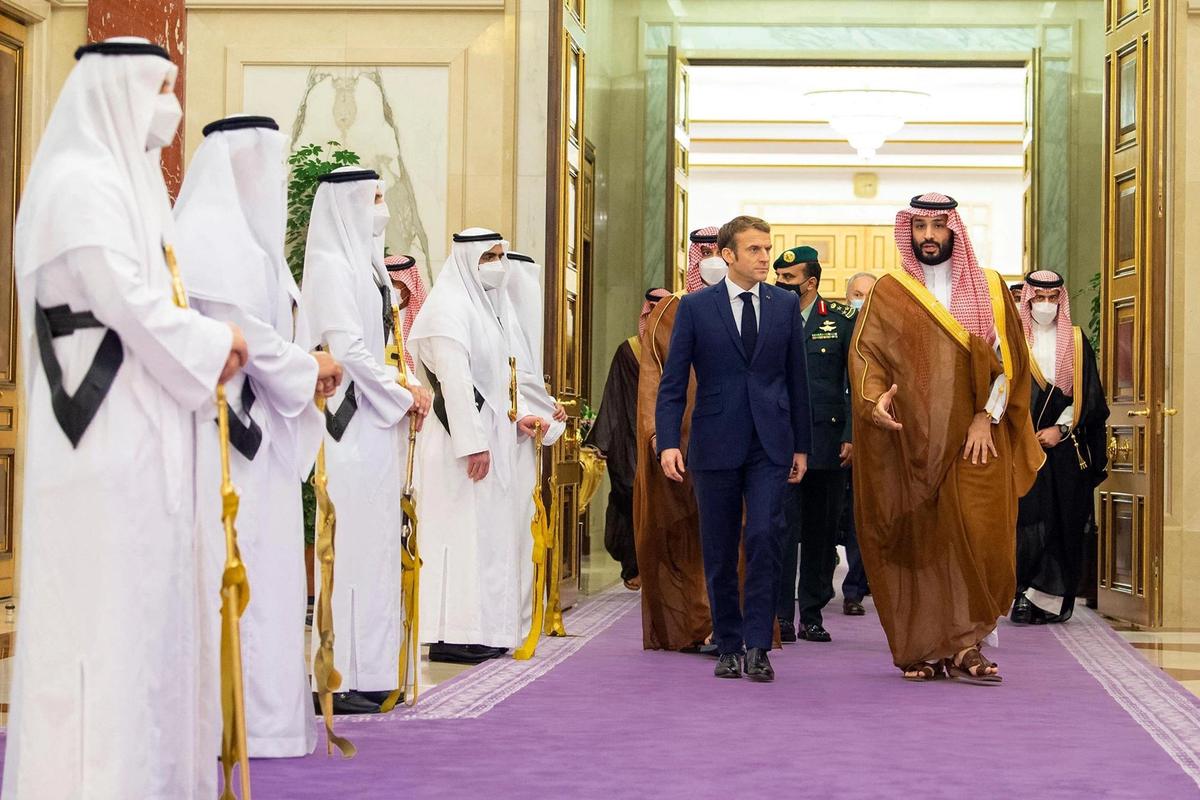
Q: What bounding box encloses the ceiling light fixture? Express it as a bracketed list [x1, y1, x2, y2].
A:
[804, 89, 931, 159]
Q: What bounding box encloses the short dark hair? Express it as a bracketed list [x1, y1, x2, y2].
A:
[718, 215, 770, 253]
[801, 261, 822, 282]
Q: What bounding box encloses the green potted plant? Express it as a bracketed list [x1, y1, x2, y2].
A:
[286, 141, 361, 599]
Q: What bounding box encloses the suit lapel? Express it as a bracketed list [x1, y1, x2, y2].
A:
[750, 284, 772, 364]
[712, 284, 748, 360]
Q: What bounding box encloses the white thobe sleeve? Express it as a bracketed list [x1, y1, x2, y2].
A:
[517, 372, 566, 445]
[423, 336, 489, 457]
[1055, 405, 1075, 428]
[326, 329, 412, 427]
[982, 334, 1010, 424]
[195, 300, 318, 419]
[70, 247, 232, 412]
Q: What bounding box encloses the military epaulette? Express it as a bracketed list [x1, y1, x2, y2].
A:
[828, 300, 857, 319]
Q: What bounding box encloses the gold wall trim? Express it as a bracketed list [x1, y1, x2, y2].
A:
[0, 0, 49, 21]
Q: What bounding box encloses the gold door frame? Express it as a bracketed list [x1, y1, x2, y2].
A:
[0, 12, 26, 600]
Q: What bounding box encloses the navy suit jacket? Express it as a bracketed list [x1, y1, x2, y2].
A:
[655, 281, 812, 471]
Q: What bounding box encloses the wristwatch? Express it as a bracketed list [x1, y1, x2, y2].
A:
[1057, 423, 1071, 437]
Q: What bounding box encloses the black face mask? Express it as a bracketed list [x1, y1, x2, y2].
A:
[912, 230, 955, 267]
[776, 282, 803, 296]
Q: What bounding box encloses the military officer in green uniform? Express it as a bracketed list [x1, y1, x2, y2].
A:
[772, 246, 856, 643]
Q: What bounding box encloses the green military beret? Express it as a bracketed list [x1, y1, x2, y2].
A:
[773, 245, 819, 271]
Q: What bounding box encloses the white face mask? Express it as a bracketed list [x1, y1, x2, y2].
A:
[478, 260, 506, 289]
[698, 256, 727, 286]
[850, 298, 865, 310]
[1031, 301, 1058, 326]
[372, 203, 390, 237]
[146, 92, 182, 150]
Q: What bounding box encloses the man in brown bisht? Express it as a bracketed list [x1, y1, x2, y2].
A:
[849, 193, 1042, 684]
[633, 226, 726, 650]
[589, 288, 671, 590]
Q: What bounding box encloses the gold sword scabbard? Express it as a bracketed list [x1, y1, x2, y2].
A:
[163, 242, 256, 794]
[508, 357, 519, 422]
[380, 303, 423, 713]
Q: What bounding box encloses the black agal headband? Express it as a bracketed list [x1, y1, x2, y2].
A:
[385, 255, 417, 272]
[507, 252, 535, 264]
[910, 195, 959, 211]
[75, 41, 171, 61]
[453, 231, 504, 243]
[1025, 271, 1065, 289]
[202, 116, 280, 137]
[317, 169, 380, 184]
[689, 229, 719, 245]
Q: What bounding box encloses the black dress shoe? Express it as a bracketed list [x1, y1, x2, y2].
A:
[1010, 594, 1033, 625]
[744, 648, 774, 682]
[357, 690, 400, 706]
[697, 642, 720, 657]
[778, 619, 797, 643]
[311, 691, 381, 715]
[429, 643, 508, 664]
[714, 652, 742, 679]
[798, 623, 832, 642]
[843, 600, 866, 616]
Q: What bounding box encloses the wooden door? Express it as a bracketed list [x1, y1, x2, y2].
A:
[767, 224, 899, 300]
[1097, 0, 1167, 626]
[665, 47, 690, 291]
[0, 15, 26, 600]
[547, 15, 588, 611]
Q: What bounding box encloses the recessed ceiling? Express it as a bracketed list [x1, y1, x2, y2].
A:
[689, 65, 1027, 123]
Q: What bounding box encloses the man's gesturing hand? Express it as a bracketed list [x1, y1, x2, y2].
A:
[963, 411, 998, 465]
[872, 383, 902, 431]
[660, 448, 686, 483]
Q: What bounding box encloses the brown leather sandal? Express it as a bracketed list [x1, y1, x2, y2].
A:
[946, 647, 1002, 685]
[901, 661, 945, 682]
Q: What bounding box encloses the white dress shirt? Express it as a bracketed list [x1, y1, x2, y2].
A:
[724, 276, 761, 334]
[1032, 319, 1074, 427]
[922, 259, 1008, 422]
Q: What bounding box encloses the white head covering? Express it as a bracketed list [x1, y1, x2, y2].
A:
[295, 166, 384, 349]
[503, 252, 543, 378]
[173, 115, 297, 334]
[15, 37, 177, 284]
[407, 227, 514, 421]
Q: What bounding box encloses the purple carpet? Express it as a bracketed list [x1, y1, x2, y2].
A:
[4, 589, 1199, 798]
[241, 590, 1200, 799]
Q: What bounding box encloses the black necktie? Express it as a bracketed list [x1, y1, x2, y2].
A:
[739, 291, 757, 358]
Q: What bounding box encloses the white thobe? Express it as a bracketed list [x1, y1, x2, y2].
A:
[3, 247, 231, 800]
[1031, 321, 1074, 427]
[312, 273, 412, 691]
[417, 335, 528, 648]
[923, 260, 1008, 422]
[192, 300, 322, 759]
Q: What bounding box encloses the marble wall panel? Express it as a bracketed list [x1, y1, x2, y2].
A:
[244, 64, 450, 285]
[1039, 58, 1071, 273]
[641, 57, 666, 292]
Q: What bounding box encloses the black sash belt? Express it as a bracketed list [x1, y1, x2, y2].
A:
[424, 369, 484, 437]
[221, 379, 263, 461]
[34, 303, 123, 448]
[325, 381, 358, 441]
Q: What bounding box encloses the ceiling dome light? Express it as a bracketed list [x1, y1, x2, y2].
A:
[804, 89, 931, 159]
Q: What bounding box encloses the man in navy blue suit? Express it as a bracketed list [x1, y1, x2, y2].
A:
[656, 215, 812, 682]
